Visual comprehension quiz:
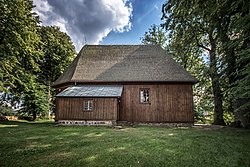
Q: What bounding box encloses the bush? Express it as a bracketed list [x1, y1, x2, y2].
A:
[18, 116, 33, 121]
[0, 105, 15, 116]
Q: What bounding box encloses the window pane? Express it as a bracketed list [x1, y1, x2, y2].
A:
[140, 89, 149, 103]
[84, 100, 93, 111]
[88, 100, 92, 110]
[140, 90, 144, 102]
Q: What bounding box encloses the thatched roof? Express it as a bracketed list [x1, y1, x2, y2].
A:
[53, 45, 197, 86]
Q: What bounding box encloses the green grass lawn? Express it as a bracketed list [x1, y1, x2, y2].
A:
[0, 121, 250, 167]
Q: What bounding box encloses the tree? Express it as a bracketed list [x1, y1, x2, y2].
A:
[21, 74, 49, 120]
[0, 98, 15, 119]
[0, 1, 76, 121]
[141, 22, 213, 124]
[167, 38, 213, 123]
[228, 0, 250, 127]
[161, 0, 227, 125]
[140, 24, 167, 47]
[0, 0, 47, 120]
[37, 26, 76, 117]
[0, 0, 42, 93]
[161, 0, 250, 126]
[37, 26, 76, 84]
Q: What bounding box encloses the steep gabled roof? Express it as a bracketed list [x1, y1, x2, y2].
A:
[53, 45, 197, 86]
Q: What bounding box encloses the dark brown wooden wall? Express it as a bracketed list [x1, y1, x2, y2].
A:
[56, 98, 118, 121]
[119, 84, 194, 123]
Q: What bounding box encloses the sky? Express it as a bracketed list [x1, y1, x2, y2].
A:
[33, 0, 165, 52]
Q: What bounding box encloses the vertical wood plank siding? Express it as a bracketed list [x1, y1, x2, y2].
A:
[119, 84, 193, 123]
[55, 83, 194, 123]
[56, 98, 118, 120]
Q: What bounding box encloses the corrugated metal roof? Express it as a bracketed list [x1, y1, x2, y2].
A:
[56, 85, 123, 97]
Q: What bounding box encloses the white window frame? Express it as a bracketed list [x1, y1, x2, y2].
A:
[140, 88, 150, 103]
[84, 99, 93, 111]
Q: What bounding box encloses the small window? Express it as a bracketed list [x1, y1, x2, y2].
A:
[140, 89, 150, 103]
[84, 100, 93, 111]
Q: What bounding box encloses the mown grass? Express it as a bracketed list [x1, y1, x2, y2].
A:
[0, 121, 250, 167]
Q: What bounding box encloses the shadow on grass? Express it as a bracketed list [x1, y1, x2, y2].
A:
[0, 120, 55, 127]
[1, 121, 250, 167]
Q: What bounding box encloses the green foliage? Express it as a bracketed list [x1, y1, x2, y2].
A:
[0, 94, 17, 119]
[0, 0, 47, 120]
[166, 36, 214, 123]
[227, 1, 250, 127]
[162, 0, 227, 125]
[37, 26, 76, 83]
[36, 25, 76, 118]
[0, 103, 15, 117]
[195, 111, 214, 124]
[0, 1, 76, 120]
[160, 0, 250, 125]
[223, 111, 234, 125]
[1, 121, 250, 167]
[140, 24, 167, 47]
[0, 0, 42, 93]
[21, 74, 49, 120]
[141, 23, 214, 124]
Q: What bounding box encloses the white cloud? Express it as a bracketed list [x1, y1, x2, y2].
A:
[33, 0, 133, 52]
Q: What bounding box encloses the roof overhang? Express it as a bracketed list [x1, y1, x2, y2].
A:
[52, 80, 198, 88]
[56, 85, 123, 97]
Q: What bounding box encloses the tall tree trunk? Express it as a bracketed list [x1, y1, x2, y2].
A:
[225, 44, 236, 114]
[220, 30, 236, 114]
[209, 31, 225, 125]
[32, 110, 37, 121]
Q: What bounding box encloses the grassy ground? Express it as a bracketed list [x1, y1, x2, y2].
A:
[0, 121, 250, 167]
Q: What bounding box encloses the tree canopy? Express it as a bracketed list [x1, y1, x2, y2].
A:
[0, 0, 41, 93]
[140, 24, 167, 48]
[37, 26, 76, 84]
[0, 0, 76, 120]
[159, 0, 250, 126]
